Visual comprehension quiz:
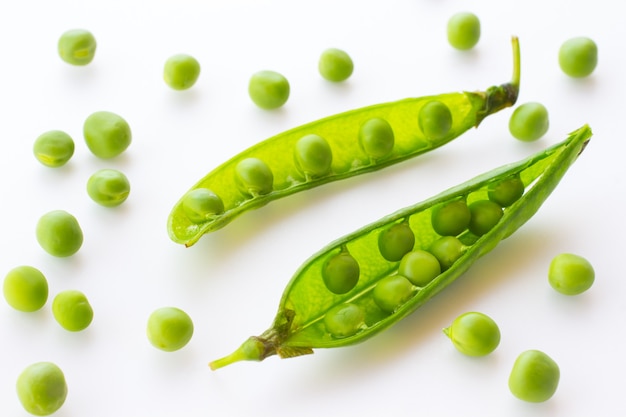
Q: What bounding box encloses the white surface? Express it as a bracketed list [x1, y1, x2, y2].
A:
[0, 0, 621, 416]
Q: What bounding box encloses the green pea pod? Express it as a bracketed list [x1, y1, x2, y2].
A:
[209, 124, 592, 370]
[168, 37, 521, 247]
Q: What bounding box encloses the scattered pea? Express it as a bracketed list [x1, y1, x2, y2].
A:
[58, 28, 96, 66]
[33, 130, 75, 168]
[431, 200, 471, 236]
[86, 169, 130, 207]
[318, 48, 354, 82]
[378, 222, 415, 262]
[147, 306, 194, 352]
[468, 200, 503, 236]
[163, 53, 201, 90]
[322, 252, 360, 294]
[294, 134, 333, 178]
[83, 110, 132, 158]
[398, 250, 441, 287]
[429, 236, 464, 270]
[3, 266, 48, 312]
[419, 100, 453, 140]
[443, 312, 500, 357]
[358, 117, 395, 159]
[182, 188, 225, 223]
[558, 37, 598, 78]
[509, 102, 549, 142]
[488, 176, 524, 207]
[548, 253, 595, 295]
[16, 362, 68, 416]
[508, 350, 560, 403]
[235, 157, 274, 196]
[248, 70, 290, 109]
[52, 290, 94, 332]
[373, 275, 414, 313]
[324, 303, 365, 338]
[447, 12, 481, 51]
[36, 210, 83, 257]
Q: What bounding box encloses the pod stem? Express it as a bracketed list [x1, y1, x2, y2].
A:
[209, 336, 272, 370]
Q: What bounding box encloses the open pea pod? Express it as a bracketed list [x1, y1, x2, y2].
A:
[168, 37, 521, 247]
[209, 124, 592, 370]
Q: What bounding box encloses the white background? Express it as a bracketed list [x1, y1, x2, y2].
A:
[0, 0, 621, 416]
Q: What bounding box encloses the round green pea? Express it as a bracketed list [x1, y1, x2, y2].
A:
[3, 266, 48, 312]
[182, 188, 225, 223]
[16, 361, 68, 416]
[373, 275, 414, 314]
[147, 306, 194, 352]
[83, 110, 132, 158]
[58, 28, 96, 66]
[419, 100, 453, 140]
[429, 236, 464, 270]
[468, 200, 503, 236]
[33, 130, 75, 168]
[548, 253, 595, 295]
[431, 200, 471, 236]
[324, 303, 365, 338]
[294, 134, 333, 178]
[358, 117, 395, 159]
[235, 157, 274, 196]
[558, 37, 598, 78]
[318, 48, 354, 82]
[163, 54, 201, 90]
[443, 312, 500, 357]
[248, 70, 290, 109]
[398, 250, 441, 287]
[488, 176, 524, 207]
[378, 223, 415, 262]
[36, 210, 83, 257]
[509, 350, 560, 403]
[52, 290, 93, 332]
[447, 12, 481, 51]
[509, 102, 549, 142]
[86, 169, 130, 207]
[322, 252, 360, 295]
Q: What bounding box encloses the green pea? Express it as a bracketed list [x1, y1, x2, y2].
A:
[3, 266, 48, 312]
[378, 222, 415, 262]
[488, 176, 524, 207]
[86, 169, 131, 207]
[324, 303, 365, 338]
[182, 188, 225, 223]
[548, 253, 594, 295]
[509, 102, 549, 142]
[358, 117, 395, 159]
[468, 200, 503, 236]
[509, 350, 560, 403]
[322, 252, 360, 294]
[33, 130, 75, 168]
[373, 275, 414, 314]
[419, 100, 453, 140]
[318, 48, 354, 82]
[443, 312, 500, 357]
[83, 110, 132, 158]
[58, 28, 96, 66]
[52, 290, 93, 332]
[447, 12, 481, 51]
[235, 157, 274, 196]
[431, 200, 471, 236]
[558, 37, 598, 78]
[294, 134, 333, 178]
[248, 70, 290, 109]
[163, 54, 201, 90]
[147, 306, 194, 352]
[36, 210, 83, 257]
[429, 236, 464, 270]
[16, 362, 68, 416]
[398, 249, 441, 287]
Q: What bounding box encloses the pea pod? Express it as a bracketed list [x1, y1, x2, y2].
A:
[209, 124, 592, 370]
[168, 37, 521, 247]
